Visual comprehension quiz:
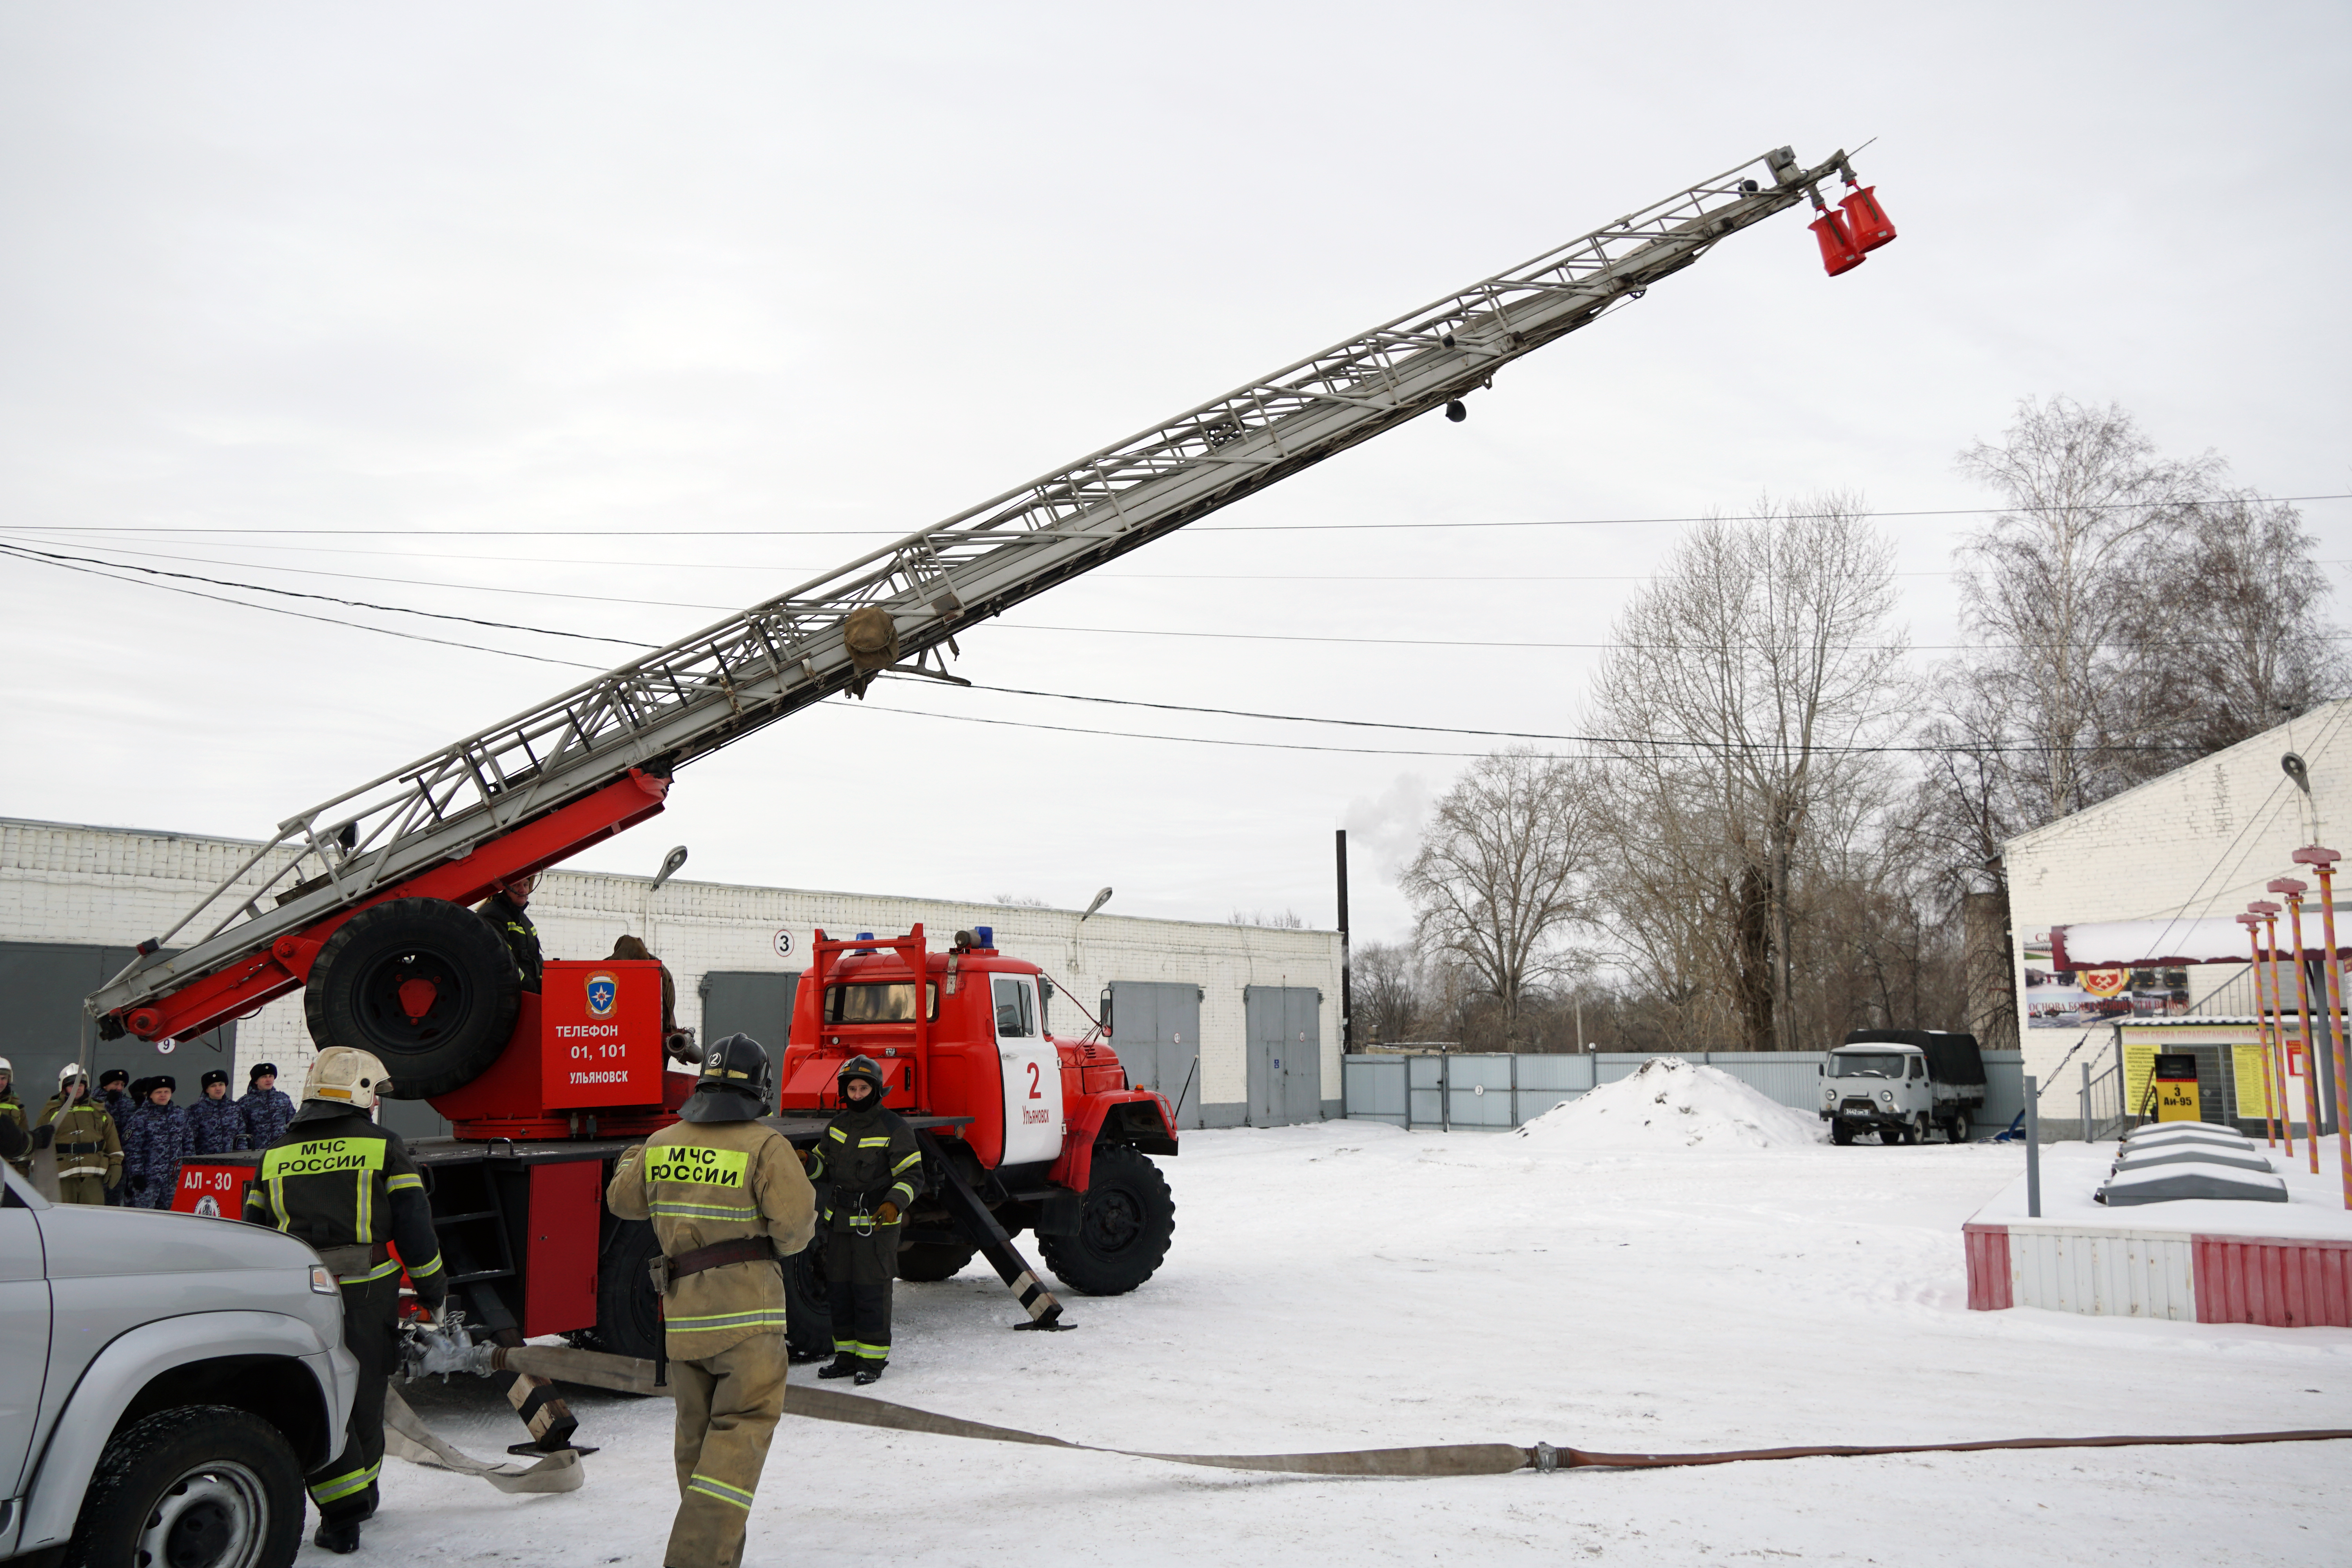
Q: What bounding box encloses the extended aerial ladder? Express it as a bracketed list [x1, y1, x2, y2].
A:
[91, 144, 1888, 1049]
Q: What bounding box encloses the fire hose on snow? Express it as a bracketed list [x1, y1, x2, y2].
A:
[400, 1325, 2352, 1481]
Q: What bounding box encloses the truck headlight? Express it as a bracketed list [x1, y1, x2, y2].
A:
[1878, 1090, 1894, 1103]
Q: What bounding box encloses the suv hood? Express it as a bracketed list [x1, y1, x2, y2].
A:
[40, 1205, 321, 1279]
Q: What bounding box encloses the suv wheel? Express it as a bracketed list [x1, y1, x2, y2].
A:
[67, 1405, 304, 1568]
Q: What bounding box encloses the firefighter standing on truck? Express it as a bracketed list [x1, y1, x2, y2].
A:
[808, 1054, 921, 1385]
[243, 1046, 449, 1555]
[475, 873, 544, 991]
[606, 1033, 814, 1568]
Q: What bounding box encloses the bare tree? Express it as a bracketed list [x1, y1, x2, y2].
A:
[1227, 908, 1305, 928]
[2164, 491, 2348, 754]
[1589, 495, 1908, 1048]
[1400, 749, 1597, 1038]
[1951, 396, 2220, 821]
[1348, 940, 1425, 1044]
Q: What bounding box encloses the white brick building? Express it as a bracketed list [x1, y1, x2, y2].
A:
[0, 817, 1343, 1129]
[2004, 699, 2352, 1122]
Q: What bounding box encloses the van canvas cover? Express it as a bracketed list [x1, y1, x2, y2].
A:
[1840, 1029, 1986, 1087]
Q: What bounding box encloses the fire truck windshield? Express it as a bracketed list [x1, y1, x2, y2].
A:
[824, 982, 939, 1024]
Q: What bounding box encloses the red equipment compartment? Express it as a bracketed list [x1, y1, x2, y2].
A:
[523, 1158, 604, 1337]
[431, 959, 670, 1138]
[172, 1160, 248, 1218]
[1840, 183, 1896, 251]
[1810, 206, 1866, 276]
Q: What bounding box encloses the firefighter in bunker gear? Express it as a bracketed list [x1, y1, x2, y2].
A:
[243, 1046, 448, 1555]
[121, 1076, 191, 1209]
[808, 1054, 921, 1386]
[240, 1060, 297, 1149]
[189, 1066, 245, 1154]
[38, 1065, 122, 1203]
[475, 873, 544, 992]
[606, 1033, 815, 1568]
[0, 1057, 25, 1178]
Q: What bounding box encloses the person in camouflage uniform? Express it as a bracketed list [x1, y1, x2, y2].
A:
[188, 1067, 246, 1155]
[607, 1034, 814, 1568]
[38, 1064, 122, 1204]
[122, 1076, 192, 1210]
[96, 1069, 138, 1204]
[238, 1061, 296, 1149]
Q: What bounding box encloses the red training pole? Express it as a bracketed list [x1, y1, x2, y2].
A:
[2275, 878, 2325, 1174]
[2258, 904, 2295, 1156]
[2239, 913, 2281, 1146]
[2296, 848, 2352, 1207]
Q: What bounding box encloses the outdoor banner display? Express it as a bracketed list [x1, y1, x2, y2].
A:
[2232, 1042, 2279, 1121]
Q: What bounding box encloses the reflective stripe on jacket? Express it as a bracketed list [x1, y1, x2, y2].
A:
[805, 1104, 922, 1231]
[242, 1104, 448, 1303]
[606, 1117, 817, 1360]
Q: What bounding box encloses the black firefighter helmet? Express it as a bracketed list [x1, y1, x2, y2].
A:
[836, 1054, 888, 1107]
[682, 1033, 773, 1123]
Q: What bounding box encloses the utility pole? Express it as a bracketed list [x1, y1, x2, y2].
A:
[1336, 829, 1352, 1054]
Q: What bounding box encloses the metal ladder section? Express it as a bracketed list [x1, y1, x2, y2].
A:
[91, 145, 1857, 1029]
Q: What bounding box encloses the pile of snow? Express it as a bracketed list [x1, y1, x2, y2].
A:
[1515, 1056, 1828, 1150]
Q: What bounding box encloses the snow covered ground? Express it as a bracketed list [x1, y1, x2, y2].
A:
[368, 1122, 2352, 1566]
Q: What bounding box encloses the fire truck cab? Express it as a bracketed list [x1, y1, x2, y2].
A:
[781, 924, 1178, 1296]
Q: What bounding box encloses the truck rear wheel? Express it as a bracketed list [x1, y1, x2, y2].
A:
[67, 1404, 305, 1568]
[896, 1241, 978, 1282]
[1039, 1143, 1174, 1296]
[589, 1219, 664, 1363]
[1948, 1110, 1971, 1143]
[304, 897, 520, 1098]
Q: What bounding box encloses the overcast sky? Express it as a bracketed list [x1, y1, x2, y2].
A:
[4, 2, 2348, 949]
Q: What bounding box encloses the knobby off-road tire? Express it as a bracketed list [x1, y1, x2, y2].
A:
[895, 1241, 979, 1282]
[588, 1218, 664, 1363]
[67, 1404, 305, 1568]
[1040, 1143, 1175, 1296]
[305, 897, 521, 1098]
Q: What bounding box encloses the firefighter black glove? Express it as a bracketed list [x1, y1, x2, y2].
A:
[130, 1175, 147, 1194]
[31, 1123, 53, 1151]
[875, 1200, 899, 1225]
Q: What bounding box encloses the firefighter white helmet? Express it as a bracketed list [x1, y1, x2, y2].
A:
[58, 1061, 84, 1082]
[303, 1047, 391, 1112]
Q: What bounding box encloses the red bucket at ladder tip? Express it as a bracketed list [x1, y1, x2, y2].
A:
[1840, 183, 1896, 251]
[1809, 206, 1866, 276]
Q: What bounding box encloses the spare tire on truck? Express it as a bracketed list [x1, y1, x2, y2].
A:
[304, 897, 521, 1098]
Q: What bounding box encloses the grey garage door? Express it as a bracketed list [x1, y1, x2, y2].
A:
[699, 971, 801, 1053]
[1105, 980, 1205, 1128]
[1245, 985, 1322, 1127]
[0, 942, 236, 1108]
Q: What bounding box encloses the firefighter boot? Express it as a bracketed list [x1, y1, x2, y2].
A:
[817, 1354, 860, 1379]
[853, 1359, 887, 1387]
[313, 1519, 362, 1555]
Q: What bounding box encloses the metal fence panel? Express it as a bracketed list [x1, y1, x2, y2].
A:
[1513, 1056, 1595, 1091]
[1446, 1054, 1515, 1128]
[1341, 1056, 1407, 1125]
[1406, 1054, 1446, 1128]
[1701, 1052, 1829, 1112]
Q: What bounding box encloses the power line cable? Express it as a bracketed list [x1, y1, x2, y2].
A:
[921, 678, 2184, 756]
[0, 544, 605, 670]
[4, 492, 2345, 538]
[0, 541, 653, 650]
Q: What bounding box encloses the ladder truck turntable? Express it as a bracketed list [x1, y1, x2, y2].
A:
[102, 146, 1891, 1362]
